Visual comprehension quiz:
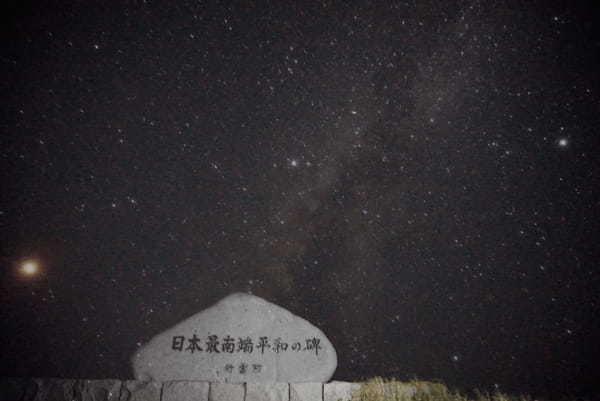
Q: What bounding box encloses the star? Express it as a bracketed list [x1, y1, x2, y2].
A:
[19, 259, 40, 277]
[557, 138, 569, 148]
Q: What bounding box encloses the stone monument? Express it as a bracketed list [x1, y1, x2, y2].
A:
[131, 293, 337, 383]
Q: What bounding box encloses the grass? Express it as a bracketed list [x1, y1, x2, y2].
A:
[348, 377, 539, 401]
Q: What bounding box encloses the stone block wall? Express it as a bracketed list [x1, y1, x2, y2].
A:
[0, 378, 385, 401]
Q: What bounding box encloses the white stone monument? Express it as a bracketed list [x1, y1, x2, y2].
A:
[131, 293, 337, 383]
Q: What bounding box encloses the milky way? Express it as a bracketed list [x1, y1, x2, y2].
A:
[1, 1, 599, 400]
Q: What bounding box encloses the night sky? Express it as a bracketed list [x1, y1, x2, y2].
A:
[2, 1, 599, 400]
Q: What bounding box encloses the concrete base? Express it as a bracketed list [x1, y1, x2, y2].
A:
[0, 377, 443, 401]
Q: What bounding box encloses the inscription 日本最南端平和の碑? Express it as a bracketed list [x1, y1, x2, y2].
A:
[171, 334, 323, 355]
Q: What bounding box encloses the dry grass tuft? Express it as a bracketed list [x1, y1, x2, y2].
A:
[350, 378, 538, 401]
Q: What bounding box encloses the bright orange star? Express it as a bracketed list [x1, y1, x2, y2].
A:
[19, 259, 40, 277]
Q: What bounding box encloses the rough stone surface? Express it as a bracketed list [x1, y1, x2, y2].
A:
[323, 381, 360, 401]
[246, 383, 289, 401]
[118, 380, 161, 401]
[162, 381, 210, 401]
[29, 378, 78, 401]
[131, 293, 337, 382]
[290, 382, 322, 401]
[76, 379, 122, 401]
[208, 383, 244, 401]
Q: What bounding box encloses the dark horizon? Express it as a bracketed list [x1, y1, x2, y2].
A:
[2, 1, 599, 400]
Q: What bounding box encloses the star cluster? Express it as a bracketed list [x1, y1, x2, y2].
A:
[1, 1, 599, 400]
